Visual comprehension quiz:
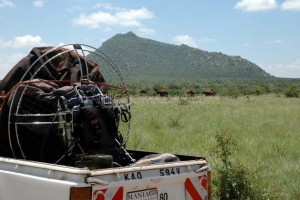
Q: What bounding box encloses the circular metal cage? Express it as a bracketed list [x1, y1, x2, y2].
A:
[5, 44, 131, 164]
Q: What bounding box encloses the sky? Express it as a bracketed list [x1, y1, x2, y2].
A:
[1, 0, 300, 79]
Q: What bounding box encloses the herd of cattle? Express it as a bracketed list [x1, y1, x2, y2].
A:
[140, 88, 216, 97]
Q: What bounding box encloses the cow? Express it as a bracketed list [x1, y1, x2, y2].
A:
[155, 89, 168, 97]
[202, 88, 215, 96]
[186, 89, 195, 97]
[139, 89, 147, 95]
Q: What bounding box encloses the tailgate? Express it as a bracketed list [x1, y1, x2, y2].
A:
[88, 159, 210, 200]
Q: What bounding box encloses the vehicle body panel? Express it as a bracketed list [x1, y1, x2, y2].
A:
[0, 151, 210, 200]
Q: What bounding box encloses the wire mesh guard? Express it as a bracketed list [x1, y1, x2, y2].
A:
[0, 44, 132, 165]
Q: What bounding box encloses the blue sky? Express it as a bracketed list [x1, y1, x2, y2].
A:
[1, 0, 300, 79]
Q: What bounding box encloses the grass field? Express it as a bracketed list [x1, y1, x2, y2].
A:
[124, 94, 300, 199]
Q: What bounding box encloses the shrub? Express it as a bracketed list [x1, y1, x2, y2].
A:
[219, 87, 241, 97]
[211, 130, 264, 200]
[285, 85, 300, 98]
[248, 86, 265, 95]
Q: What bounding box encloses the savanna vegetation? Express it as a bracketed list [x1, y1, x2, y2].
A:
[127, 77, 300, 98]
[124, 94, 300, 199]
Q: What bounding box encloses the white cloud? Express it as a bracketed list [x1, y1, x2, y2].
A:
[116, 8, 154, 26]
[0, 0, 14, 8]
[72, 7, 154, 29]
[281, 0, 300, 10]
[0, 53, 25, 79]
[0, 35, 51, 79]
[0, 35, 49, 48]
[266, 39, 283, 44]
[33, 0, 45, 8]
[234, 0, 277, 11]
[172, 35, 198, 48]
[73, 12, 117, 28]
[260, 59, 300, 78]
[93, 3, 122, 11]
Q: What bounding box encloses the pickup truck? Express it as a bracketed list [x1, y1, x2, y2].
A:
[0, 44, 211, 200]
[0, 151, 211, 200]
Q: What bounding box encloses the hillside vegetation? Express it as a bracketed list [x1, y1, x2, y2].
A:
[98, 31, 271, 84]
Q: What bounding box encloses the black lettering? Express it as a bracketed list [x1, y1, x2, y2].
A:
[165, 169, 170, 176]
[137, 172, 142, 179]
[127, 194, 133, 200]
[124, 173, 130, 181]
[160, 193, 168, 200]
[127, 189, 158, 200]
[131, 173, 136, 180]
[160, 169, 164, 176]
[171, 168, 175, 175]
[147, 190, 157, 196]
[125, 172, 143, 181]
[160, 168, 181, 176]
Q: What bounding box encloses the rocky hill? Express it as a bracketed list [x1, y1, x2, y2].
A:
[97, 32, 272, 83]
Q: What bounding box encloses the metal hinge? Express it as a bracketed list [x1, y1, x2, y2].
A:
[195, 165, 209, 173]
[86, 177, 109, 185]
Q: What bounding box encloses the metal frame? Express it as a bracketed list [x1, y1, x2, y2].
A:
[7, 44, 131, 159]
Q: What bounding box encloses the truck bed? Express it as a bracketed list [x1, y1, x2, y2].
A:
[0, 150, 211, 200]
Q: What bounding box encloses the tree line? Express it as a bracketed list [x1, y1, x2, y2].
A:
[127, 78, 300, 98]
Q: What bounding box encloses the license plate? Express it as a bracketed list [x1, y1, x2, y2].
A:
[126, 188, 158, 200]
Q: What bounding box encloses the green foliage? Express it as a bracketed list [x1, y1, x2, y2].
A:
[247, 86, 266, 95]
[212, 129, 236, 168]
[98, 32, 272, 84]
[125, 77, 300, 97]
[215, 164, 261, 200]
[285, 85, 300, 98]
[211, 130, 263, 200]
[219, 86, 241, 97]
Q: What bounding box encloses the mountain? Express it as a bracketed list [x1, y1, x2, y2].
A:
[97, 32, 272, 83]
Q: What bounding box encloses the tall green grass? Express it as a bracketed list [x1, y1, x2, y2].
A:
[125, 95, 300, 199]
